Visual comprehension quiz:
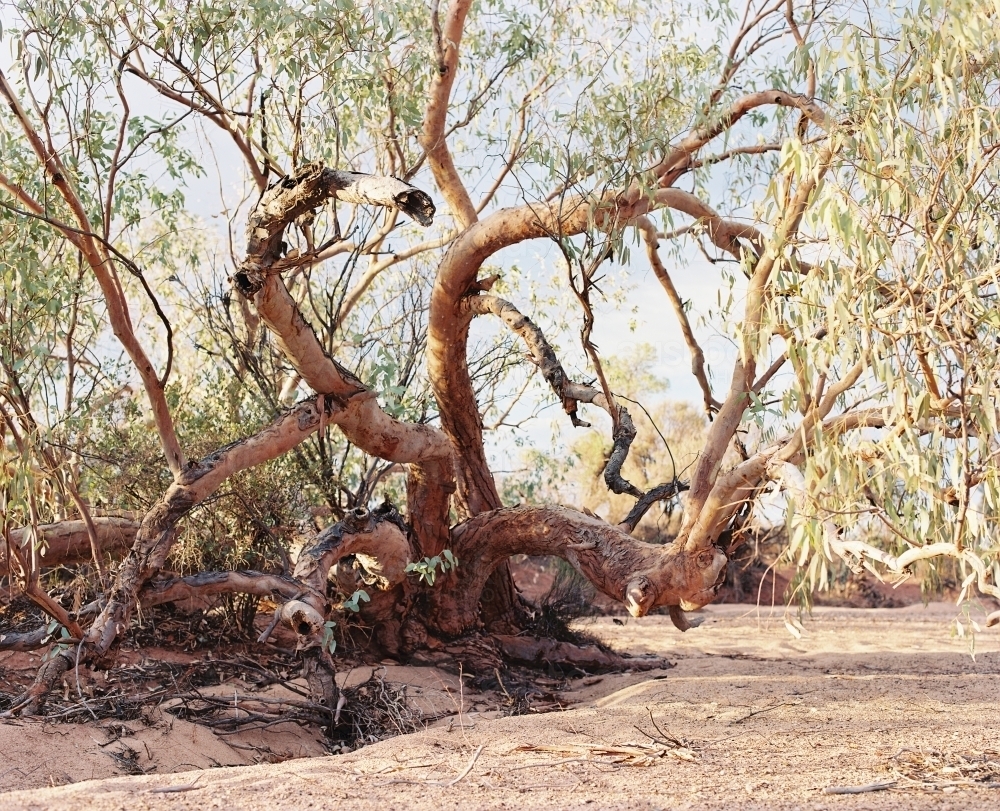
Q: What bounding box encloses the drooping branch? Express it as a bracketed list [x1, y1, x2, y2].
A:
[429, 506, 728, 636]
[463, 292, 651, 500]
[772, 462, 1000, 605]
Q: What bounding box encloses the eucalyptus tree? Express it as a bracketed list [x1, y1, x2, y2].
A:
[2, 0, 999, 713]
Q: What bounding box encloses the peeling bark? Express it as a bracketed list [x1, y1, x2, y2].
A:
[464, 292, 649, 499]
[234, 163, 454, 558]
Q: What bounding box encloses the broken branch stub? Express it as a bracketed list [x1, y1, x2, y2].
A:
[266, 507, 414, 651]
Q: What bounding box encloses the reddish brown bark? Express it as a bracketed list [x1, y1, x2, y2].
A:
[429, 506, 727, 636]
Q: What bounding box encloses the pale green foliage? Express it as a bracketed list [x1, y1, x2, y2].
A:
[404, 550, 457, 586]
[745, 0, 1000, 601]
[342, 589, 371, 612]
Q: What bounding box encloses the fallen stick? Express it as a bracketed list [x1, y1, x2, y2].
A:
[148, 775, 204, 794]
[443, 744, 485, 787]
[822, 780, 897, 795]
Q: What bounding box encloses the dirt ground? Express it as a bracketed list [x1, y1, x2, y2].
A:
[2, 600, 999, 810]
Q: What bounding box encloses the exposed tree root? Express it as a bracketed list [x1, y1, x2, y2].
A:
[494, 635, 670, 673]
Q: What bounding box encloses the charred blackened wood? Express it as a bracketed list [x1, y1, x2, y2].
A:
[463, 293, 652, 505]
[620, 480, 690, 534]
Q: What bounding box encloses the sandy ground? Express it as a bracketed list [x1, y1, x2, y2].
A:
[2, 601, 999, 809]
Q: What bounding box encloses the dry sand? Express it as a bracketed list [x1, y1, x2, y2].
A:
[2, 601, 998, 810]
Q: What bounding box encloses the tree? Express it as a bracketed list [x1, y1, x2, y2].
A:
[2, 0, 999, 714]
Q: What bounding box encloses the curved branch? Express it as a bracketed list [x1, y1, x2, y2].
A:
[634, 216, 720, 414]
[429, 506, 728, 635]
[427, 91, 831, 518]
[649, 188, 767, 261]
[646, 89, 829, 193]
[463, 292, 644, 498]
[265, 507, 413, 649]
[235, 163, 454, 556]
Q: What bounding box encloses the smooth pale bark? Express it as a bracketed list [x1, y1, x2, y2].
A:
[1, 517, 139, 577]
[419, 0, 478, 228]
